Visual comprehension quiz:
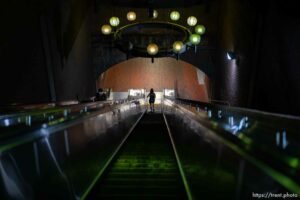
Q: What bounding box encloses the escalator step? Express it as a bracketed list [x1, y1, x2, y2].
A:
[86, 114, 187, 199]
[94, 194, 181, 200]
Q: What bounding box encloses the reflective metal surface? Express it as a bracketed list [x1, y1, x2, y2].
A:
[163, 98, 300, 197]
[164, 111, 287, 199]
[1, 98, 300, 199]
[0, 100, 132, 142]
[0, 100, 145, 199]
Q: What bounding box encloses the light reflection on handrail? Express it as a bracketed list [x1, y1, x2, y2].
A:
[163, 98, 300, 195]
[210, 99, 230, 106]
[0, 99, 137, 131]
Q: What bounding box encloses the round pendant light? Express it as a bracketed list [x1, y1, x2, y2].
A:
[127, 11, 136, 21]
[189, 34, 201, 45]
[110, 16, 120, 27]
[173, 41, 184, 53]
[101, 24, 112, 35]
[187, 16, 197, 26]
[170, 11, 180, 21]
[147, 43, 159, 55]
[153, 10, 158, 19]
[195, 25, 206, 35]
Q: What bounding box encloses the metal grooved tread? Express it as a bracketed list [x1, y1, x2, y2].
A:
[87, 113, 187, 200]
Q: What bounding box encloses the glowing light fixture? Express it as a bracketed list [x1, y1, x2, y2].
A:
[170, 11, 180, 21]
[189, 34, 201, 45]
[227, 51, 237, 60]
[195, 25, 206, 35]
[187, 16, 197, 26]
[147, 43, 159, 55]
[101, 24, 112, 35]
[173, 41, 183, 53]
[153, 10, 158, 18]
[102, 10, 205, 58]
[127, 11, 136, 21]
[110, 16, 120, 27]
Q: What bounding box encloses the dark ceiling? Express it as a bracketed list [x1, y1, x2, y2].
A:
[95, 0, 213, 8]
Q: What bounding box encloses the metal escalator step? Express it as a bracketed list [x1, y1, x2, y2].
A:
[111, 164, 177, 169]
[94, 193, 181, 200]
[95, 185, 181, 196]
[112, 159, 176, 164]
[98, 184, 181, 189]
[104, 177, 179, 183]
[109, 168, 178, 173]
[106, 172, 178, 178]
[118, 155, 174, 159]
[86, 114, 187, 199]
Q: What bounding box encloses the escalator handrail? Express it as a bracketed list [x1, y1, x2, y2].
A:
[0, 100, 143, 153]
[167, 99, 300, 194]
[0, 99, 133, 133]
[163, 113, 193, 200]
[0, 99, 127, 120]
[174, 97, 300, 124]
[176, 98, 300, 121]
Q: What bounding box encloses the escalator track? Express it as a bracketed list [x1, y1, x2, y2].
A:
[85, 112, 190, 199]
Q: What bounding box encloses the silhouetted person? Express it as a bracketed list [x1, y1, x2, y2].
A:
[101, 91, 107, 101]
[95, 88, 107, 101]
[147, 88, 156, 112]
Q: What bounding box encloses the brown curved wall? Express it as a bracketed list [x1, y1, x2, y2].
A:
[97, 57, 210, 102]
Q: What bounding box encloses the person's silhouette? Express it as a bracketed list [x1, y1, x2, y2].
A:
[95, 88, 107, 101]
[147, 88, 156, 112]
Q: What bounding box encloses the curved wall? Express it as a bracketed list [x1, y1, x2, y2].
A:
[97, 57, 210, 102]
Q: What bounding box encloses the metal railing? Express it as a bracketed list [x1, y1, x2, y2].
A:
[0, 99, 132, 128]
[163, 98, 300, 194]
[0, 98, 146, 199]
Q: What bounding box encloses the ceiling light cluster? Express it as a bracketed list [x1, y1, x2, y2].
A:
[195, 24, 206, 35]
[153, 10, 158, 19]
[100, 10, 206, 59]
[101, 24, 112, 35]
[109, 16, 120, 27]
[127, 11, 136, 21]
[190, 34, 201, 45]
[187, 16, 197, 26]
[147, 43, 159, 55]
[173, 41, 184, 53]
[170, 11, 180, 21]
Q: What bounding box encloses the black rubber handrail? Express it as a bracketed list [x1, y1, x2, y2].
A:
[163, 113, 193, 200]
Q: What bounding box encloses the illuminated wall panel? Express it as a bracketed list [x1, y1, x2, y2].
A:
[97, 57, 210, 102]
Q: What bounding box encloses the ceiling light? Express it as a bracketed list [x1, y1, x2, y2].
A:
[187, 16, 197, 26]
[147, 43, 159, 55]
[102, 10, 205, 58]
[173, 41, 184, 53]
[153, 10, 158, 18]
[101, 24, 112, 35]
[227, 51, 237, 60]
[127, 11, 136, 21]
[195, 25, 206, 35]
[170, 11, 180, 21]
[110, 16, 120, 27]
[189, 34, 201, 45]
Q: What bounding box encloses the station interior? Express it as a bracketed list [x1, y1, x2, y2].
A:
[1, 0, 300, 199]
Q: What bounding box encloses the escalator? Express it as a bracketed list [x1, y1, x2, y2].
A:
[86, 113, 188, 199]
[2, 99, 298, 199]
